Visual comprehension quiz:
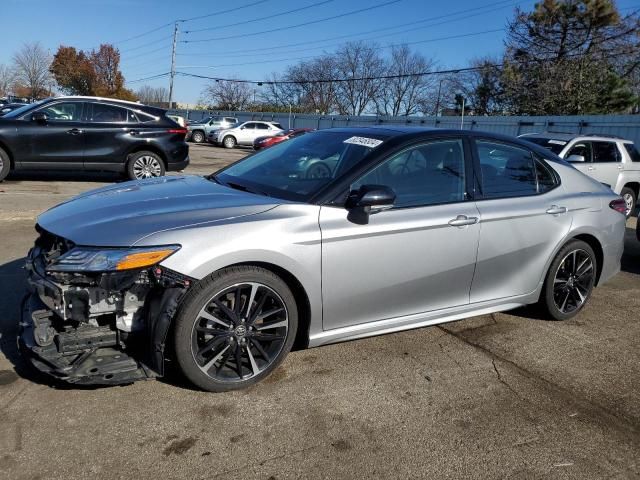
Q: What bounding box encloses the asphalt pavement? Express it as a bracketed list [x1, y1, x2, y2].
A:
[0, 143, 639, 479]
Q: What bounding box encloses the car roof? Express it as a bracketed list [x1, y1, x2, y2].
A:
[520, 131, 632, 143]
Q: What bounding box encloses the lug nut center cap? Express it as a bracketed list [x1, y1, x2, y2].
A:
[235, 325, 247, 337]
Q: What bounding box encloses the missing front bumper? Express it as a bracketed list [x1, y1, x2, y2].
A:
[19, 294, 155, 385]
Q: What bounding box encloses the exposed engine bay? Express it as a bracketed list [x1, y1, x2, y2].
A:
[20, 227, 191, 385]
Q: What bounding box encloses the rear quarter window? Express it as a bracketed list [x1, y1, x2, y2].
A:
[624, 143, 640, 162]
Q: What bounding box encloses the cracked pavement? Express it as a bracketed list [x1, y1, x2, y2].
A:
[1, 144, 639, 479]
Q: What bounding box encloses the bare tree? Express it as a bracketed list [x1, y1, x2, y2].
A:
[375, 45, 435, 116]
[12, 42, 52, 98]
[136, 85, 170, 105]
[201, 78, 252, 110]
[333, 42, 386, 115]
[0, 64, 15, 97]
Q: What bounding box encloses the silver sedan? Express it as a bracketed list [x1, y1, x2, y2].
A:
[22, 127, 626, 391]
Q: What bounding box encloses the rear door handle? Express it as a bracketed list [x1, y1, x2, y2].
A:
[546, 205, 567, 215]
[587, 166, 595, 171]
[448, 215, 479, 227]
[618, 165, 624, 170]
[66, 128, 83, 135]
[129, 130, 140, 136]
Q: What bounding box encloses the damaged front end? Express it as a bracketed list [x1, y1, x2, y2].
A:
[20, 226, 191, 385]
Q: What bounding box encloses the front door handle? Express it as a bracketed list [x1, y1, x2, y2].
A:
[587, 166, 595, 171]
[66, 128, 83, 135]
[546, 205, 567, 215]
[129, 130, 140, 136]
[448, 215, 479, 227]
[618, 165, 624, 170]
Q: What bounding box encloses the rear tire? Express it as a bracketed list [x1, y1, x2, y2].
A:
[223, 135, 237, 149]
[174, 266, 298, 392]
[126, 151, 166, 180]
[621, 187, 636, 218]
[0, 147, 10, 182]
[191, 131, 205, 143]
[538, 240, 596, 321]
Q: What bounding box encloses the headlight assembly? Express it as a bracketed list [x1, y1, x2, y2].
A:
[47, 245, 180, 272]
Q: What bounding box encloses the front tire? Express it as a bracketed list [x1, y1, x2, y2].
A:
[621, 187, 636, 218]
[0, 147, 10, 182]
[174, 266, 298, 392]
[222, 135, 237, 149]
[126, 151, 166, 180]
[539, 240, 596, 321]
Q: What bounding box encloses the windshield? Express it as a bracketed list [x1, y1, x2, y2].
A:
[521, 136, 567, 155]
[1, 99, 47, 119]
[214, 130, 388, 201]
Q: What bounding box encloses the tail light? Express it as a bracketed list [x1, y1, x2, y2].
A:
[609, 198, 627, 214]
[167, 128, 187, 135]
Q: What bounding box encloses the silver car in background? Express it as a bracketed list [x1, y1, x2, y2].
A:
[20, 127, 626, 392]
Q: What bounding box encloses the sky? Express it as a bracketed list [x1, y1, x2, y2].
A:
[1, 0, 638, 105]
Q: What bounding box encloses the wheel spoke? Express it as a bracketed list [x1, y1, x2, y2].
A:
[200, 345, 230, 372]
[245, 283, 259, 318]
[256, 307, 284, 322]
[246, 345, 260, 376]
[560, 290, 570, 312]
[199, 310, 231, 329]
[247, 292, 269, 325]
[252, 332, 285, 342]
[213, 298, 238, 324]
[255, 319, 288, 331]
[249, 338, 270, 362]
[196, 335, 227, 359]
[574, 286, 585, 303]
[234, 344, 244, 379]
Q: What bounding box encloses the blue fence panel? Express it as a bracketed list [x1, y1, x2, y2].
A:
[168, 109, 640, 145]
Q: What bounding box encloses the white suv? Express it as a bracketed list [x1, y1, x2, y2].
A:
[521, 132, 640, 216]
[215, 121, 284, 149]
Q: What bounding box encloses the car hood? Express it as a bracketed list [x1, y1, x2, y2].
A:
[37, 175, 282, 247]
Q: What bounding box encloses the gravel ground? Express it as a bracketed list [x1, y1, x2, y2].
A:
[0, 143, 639, 479]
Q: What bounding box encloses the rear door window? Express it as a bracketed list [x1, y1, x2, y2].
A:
[591, 141, 621, 163]
[476, 141, 539, 198]
[89, 103, 133, 123]
[566, 142, 592, 162]
[623, 143, 640, 162]
[255, 123, 270, 130]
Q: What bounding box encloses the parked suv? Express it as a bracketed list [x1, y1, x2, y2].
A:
[520, 132, 640, 216]
[0, 96, 189, 181]
[214, 121, 284, 148]
[187, 116, 237, 143]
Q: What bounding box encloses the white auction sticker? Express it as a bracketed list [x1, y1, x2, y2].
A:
[343, 136, 383, 148]
[548, 139, 567, 145]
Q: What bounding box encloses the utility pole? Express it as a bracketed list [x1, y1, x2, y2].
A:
[168, 22, 179, 110]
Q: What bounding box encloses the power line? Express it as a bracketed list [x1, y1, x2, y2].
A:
[119, 34, 175, 54]
[178, 0, 520, 59]
[178, 0, 270, 23]
[185, 0, 335, 33]
[126, 72, 171, 84]
[176, 29, 505, 69]
[111, 23, 174, 46]
[182, 0, 403, 43]
[174, 48, 640, 85]
[121, 43, 173, 61]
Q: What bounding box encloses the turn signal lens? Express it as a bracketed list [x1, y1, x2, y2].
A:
[116, 249, 177, 270]
[609, 198, 627, 214]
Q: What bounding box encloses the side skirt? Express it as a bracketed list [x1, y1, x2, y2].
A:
[308, 293, 538, 348]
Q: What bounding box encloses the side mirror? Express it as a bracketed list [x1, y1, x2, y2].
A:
[345, 185, 396, 224]
[31, 112, 48, 124]
[567, 154, 585, 163]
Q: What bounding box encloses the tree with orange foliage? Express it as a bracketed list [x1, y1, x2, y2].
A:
[50, 44, 135, 100]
